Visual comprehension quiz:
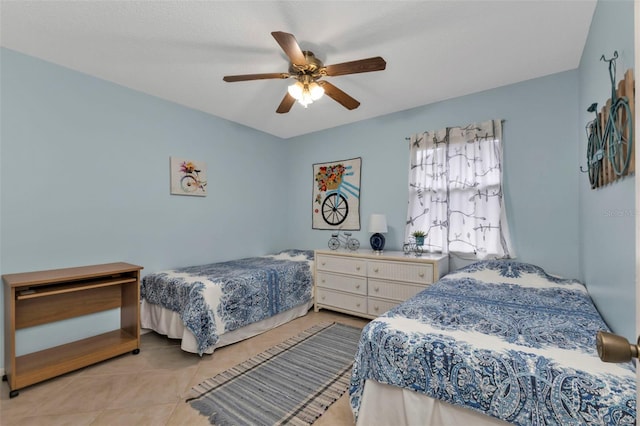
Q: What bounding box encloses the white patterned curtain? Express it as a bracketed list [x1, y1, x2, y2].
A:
[406, 119, 513, 259]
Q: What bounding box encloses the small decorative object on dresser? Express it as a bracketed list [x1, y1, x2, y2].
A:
[327, 231, 360, 251]
[367, 213, 388, 254]
[411, 230, 426, 246]
[314, 250, 448, 319]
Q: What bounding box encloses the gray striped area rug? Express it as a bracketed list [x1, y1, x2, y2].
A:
[187, 322, 363, 426]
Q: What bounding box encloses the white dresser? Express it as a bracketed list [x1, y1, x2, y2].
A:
[314, 250, 449, 319]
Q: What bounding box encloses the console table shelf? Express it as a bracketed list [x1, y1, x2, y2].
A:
[3, 262, 143, 398]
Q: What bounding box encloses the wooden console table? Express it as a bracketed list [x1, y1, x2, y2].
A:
[2, 262, 143, 398]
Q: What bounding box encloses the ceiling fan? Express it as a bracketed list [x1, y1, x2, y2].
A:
[223, 31, 386, 113]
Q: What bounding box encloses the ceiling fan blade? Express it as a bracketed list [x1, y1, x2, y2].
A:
[276, 93, 296, 114]
[319, 81, 360, 110]
[324, 57, 386, 77]
[271, 31, 307, 65]
[223, 73, 289, 82]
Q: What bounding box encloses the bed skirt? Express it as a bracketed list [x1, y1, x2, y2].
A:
[140, 299, 313, 354]
[356, 380, 510, 426]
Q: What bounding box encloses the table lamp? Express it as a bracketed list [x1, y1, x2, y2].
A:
[368, 214, 388, 254]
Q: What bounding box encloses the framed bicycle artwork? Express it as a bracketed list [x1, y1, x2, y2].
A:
[170, 157, 207, 196]
[312, 157, 361, 230]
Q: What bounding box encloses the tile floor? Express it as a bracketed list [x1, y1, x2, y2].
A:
[1, 311, 369, 425]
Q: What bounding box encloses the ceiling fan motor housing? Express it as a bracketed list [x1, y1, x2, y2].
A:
[289, 51, 324, 79]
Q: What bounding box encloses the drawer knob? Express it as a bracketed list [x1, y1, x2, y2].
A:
[356, 303, 361, 307]
[374, 306, 379, 312]
[321, 279, 325, 283]
[356, 266, 361, 271]
[374, 268, 379, 273]
[356, 284, 361, 289]
[321, 262, 326, 266]
[374, 287, 379, 292]
[419, 272, 425, 278]
[321, 295, 326, 300]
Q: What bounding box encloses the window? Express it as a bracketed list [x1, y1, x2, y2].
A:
[406, 119, 513, 259]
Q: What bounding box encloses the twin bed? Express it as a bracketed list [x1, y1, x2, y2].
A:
[140, 250, 636, 425]
[140, 249, 314, 354]
[349, 260, 637, 425]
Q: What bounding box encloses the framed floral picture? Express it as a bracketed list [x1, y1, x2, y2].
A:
[312, 157, 361, 230]
[170, 157, 207, 196]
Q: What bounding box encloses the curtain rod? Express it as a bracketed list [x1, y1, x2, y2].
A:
[404, 119, 506, 140]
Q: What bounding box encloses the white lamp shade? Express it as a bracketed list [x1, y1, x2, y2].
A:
[287, 81, 303, 99]
[368, 214, 388, 233]
[309, 82, 324, 100]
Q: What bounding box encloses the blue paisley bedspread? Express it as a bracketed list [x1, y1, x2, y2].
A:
[141, 249, 314, 355]
[350, 260, 636, 425]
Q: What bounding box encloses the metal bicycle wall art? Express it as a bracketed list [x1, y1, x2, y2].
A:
[580, 51, 635, 189]
[312, 157, 361, 230]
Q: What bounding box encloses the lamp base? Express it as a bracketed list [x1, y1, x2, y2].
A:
[370, 233, 386, 253]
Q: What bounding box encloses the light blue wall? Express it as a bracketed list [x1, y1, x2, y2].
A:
[285, 70, 581, 279]
[0, 48, 290, 363]
[1, 48, 291, 273]
[578, 0, 635, 341]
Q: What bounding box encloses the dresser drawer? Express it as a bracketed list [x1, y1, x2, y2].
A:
[367, 297, 400, 317]
[316, 288, 367, 314]
[316, 271, 366, 295]
[368, 279, 427, 302]
[367, 260, 434, 284]
[316, 254, 366, 277]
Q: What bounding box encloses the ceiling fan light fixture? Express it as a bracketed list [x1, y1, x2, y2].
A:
[223, 31, 386, 114]
[287, 80, 324, 108]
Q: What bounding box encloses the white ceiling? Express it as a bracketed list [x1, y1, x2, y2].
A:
[1, 1, 596, 139]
